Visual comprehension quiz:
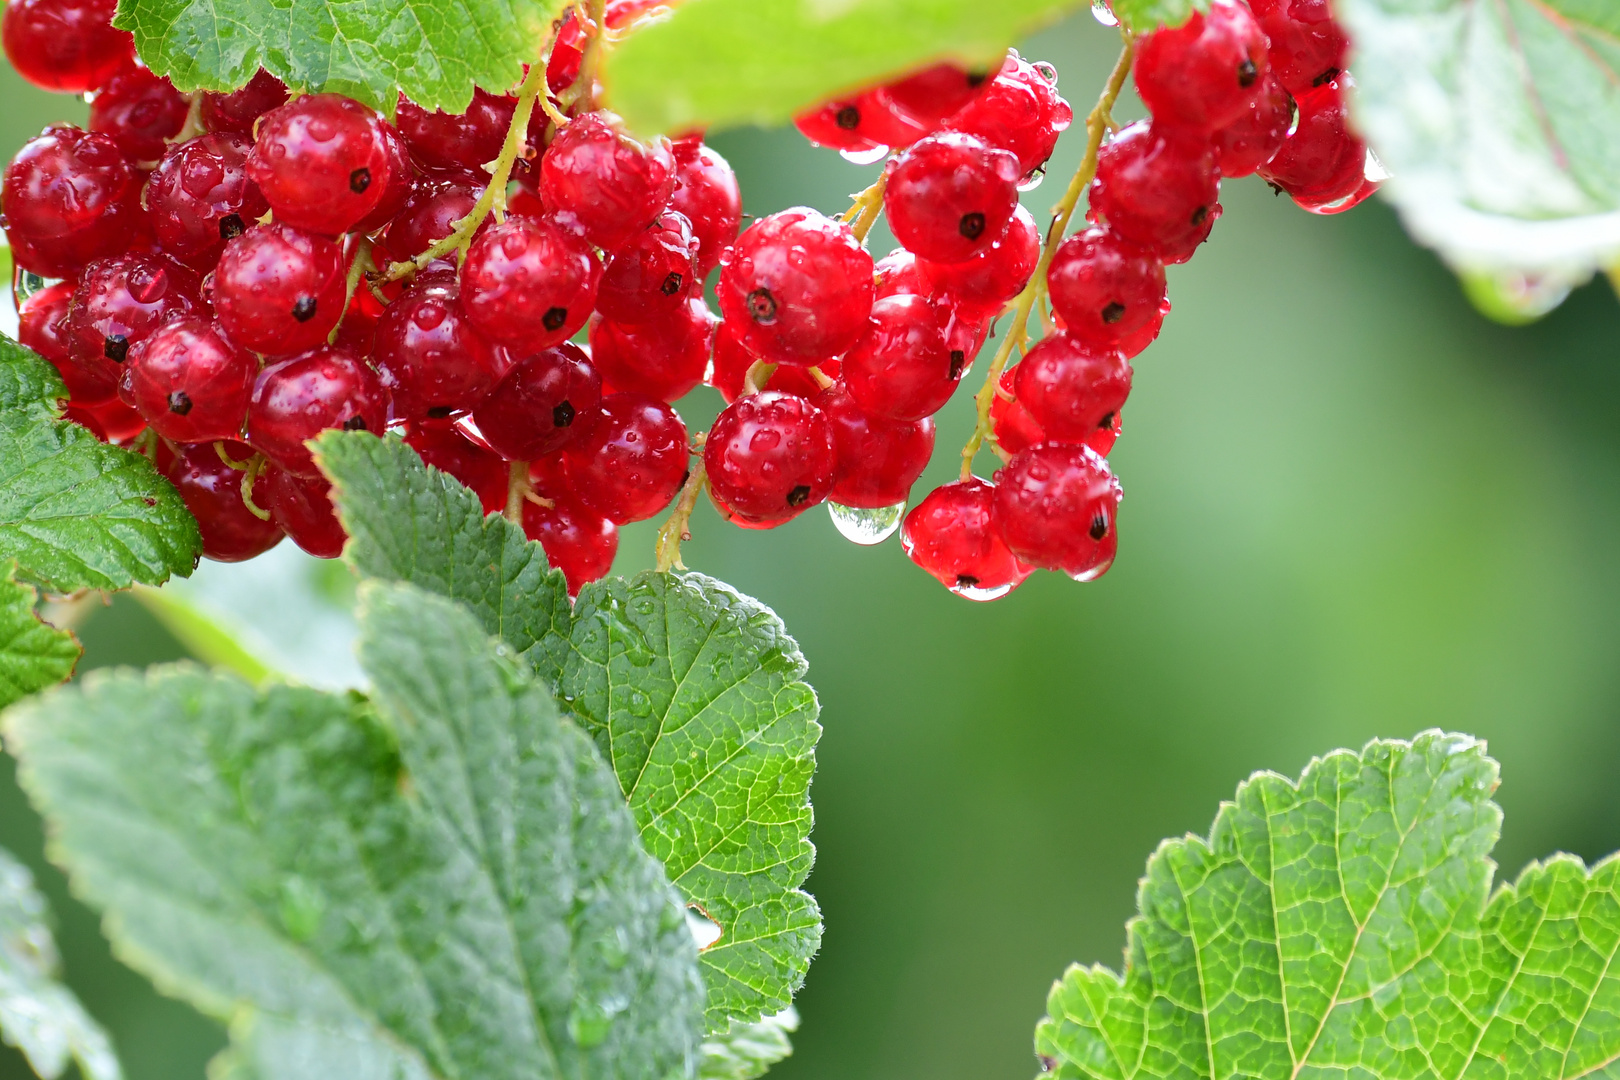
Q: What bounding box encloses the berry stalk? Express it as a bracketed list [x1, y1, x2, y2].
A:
[654, 439, 708, 572]
[959, 34, 1135, 479]
[842, 171, 889, 244]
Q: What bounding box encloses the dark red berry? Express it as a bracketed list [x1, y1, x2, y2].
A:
[522, 497, 617, 597]
[2, 0, 133, 93]
[993, 443, 1121, 579]
[918, 202, 1039, 311]
[125, 316, 256, 442]
[69, 396, 145, 441]
[145, 132, 270, 269]
[20, 281, 118, 404]
[843, 293, 958, 422]
[381, 180, 480, 261]
[667, 139, 741, 276]
[1210, 73, 1292, 178]
[246, 94, 394, 235]
[247, 345, 390, 476]
[540, 111, 677, 251]
[589, 297, 714, 402]
[2, 126, 140, 278]
[716, 207, 874, 365]
[1249, 0, 1349, 96]
[199, 70, 289, 136]
[563, 392, 689, 524]
[471, 342, 601, 461]
[166, 442, 284, 562]
[88, 67, 188, 162]
[1013, 335, 1132, 446]
[874, 62, 995, 130]
[461, 216, 602, 349]
[944, 52, 1072, 175]
[211, 223, 347, 355]
[1134, 0, 1270, 135]
[595, 211, 699, 325]
[372, 279, 502, 421]
[403, 423, 508, 514]
[901, 477, 1031, 600]
[874, 248, 926, 299]
[704, 391, 836, 528]
[351, 119, 414, 234]
[1258, 76, 1367, 207]
[708, 321, 836, 404]
[794, 92, 927, 155]
[816, 382, 934, 509]
[1046, 227, 1167, 348]
[884, 132, 1021, 264]
[989, 365, 1045, 456]
[1089, 121, 1221, 264]
[396, 89, 516, 174]
[262, 467, 346, 558]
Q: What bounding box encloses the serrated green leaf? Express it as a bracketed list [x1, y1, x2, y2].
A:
[699, 1008, 797, 1080]
[1338, 0, 1620, 279]
[0, 336, 200, 593]
[0, 566, 79, 709]
[601, 0, 1085, 137]
[0, 844, 121, 1080]
[5, 580, 703, 1080]
[563, 573, 821, 1031]
[113, 0, 564, 112]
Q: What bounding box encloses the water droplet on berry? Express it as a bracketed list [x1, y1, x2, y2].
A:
[840, 146, 890, 166]
[950, 577, 1018, 602]
[1017, 167, 1046, 192]
[1363, 148, 1391, 183]
[828, 500, 905, 545]
[1091, 0, 1119, 26]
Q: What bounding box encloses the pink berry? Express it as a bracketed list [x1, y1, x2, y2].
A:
[199, 70, 289, 136]
[794, 92, 927, 154]
[589, 297, 715, 402]
[125, 316, 256, 442]
[211, 222, 347, 355]
[843, 293, 959, 422]
[20, 281, 118, 405]
[166, 442, 284, 562]
[2, 126, 140, 278]
[944, 52, 1072, 176]
[461, 216, 602, 349]
[540, 111, 676, 251]
[1089, 121, 1221, 264]
[372, 279, 502, 421]
[874, 62, 995, 130]
[145, 132, 270, 268]
[2, 0, 133, 93]
[1134, 0, 1270, 135]
[471, 342, 601, 461]
[246, 94, 394, 235]
[396, 89, 516, 174]
[1210, 73, 1292, 178]
[716, 207, 874, 365]
[64, 252, 202, 385]
[404, 423, 508, 514]
[563, 392, 689, 524]
[816, 382, 934, 509]
[704, 391, 836, 528]
[1012, 335, 1132, 446]
[381, 180, 480, 261]
[901, 477, 1031, 600]
[246, 345, 390, 476]
[884, 132, 1021, 264]
[1249, 0, 1349, 96]
[522, 497, 617, 596]
[1258, 76, 1368, 207]
[1046, 227, 1167, 348]
[595, 211, 699, 325]
[918, 202, 1039, 312]
[993, 443, 1121, 580]
[667, 139, 741, 276]
[263, 466, 347, 558]
[708, 321, 836, 404]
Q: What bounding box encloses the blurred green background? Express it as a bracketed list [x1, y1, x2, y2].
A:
[6, 12, 1620, 1080]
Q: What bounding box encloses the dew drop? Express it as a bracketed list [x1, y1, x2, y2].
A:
[1091, 0, 1119, 25]
[1017, 168, 1046, 192]
[840, 145, 890, 166]
[626, 689, 652, 717]
[949, 579, 1017, 602]
[828, 501, 904, 545]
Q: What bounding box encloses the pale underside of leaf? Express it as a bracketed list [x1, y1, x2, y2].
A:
[0, 566, 79, 709]
[699, 1007, 799, 1080]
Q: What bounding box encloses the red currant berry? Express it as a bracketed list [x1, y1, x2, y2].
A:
[589, 297, 715, 402]
[989, 365, 1044, 456]
[708, 321, 835, 404]
[166, 442, 284, 562]
[145, 132, 270, 269]
[716, 207, 874, 365]
[544, 0, 662, 93]
[1012, 335, 1132, 446]
[1134, 0, 1270, 135]
[1210, 73, 1292, 178]
[372, 279, 502, 421]
[874, 62, 995, 130]
[1089, 121, 1221, 264]
[88, 66, 188, 162]
[403, 423, 508, 514]
[884, 132, 1021, 264]
[562, 392, 689, 524]
[1248, 0, 1349, 96]
[667, 139, 741, 276]
[595, 211, 699, 324]
[1, 0, 133, 93]
[470, 342, 600, 461]
[461, 216, 602, 349]
[1045, 226, 1167, 348]
[124, 316, 256, 442]
[352, 119, 414, 235]
[704, 391, 836, 528]
[211, 223, 347, 355]
[246, 94, 394, 235]
[917, 202, 1039, 311]
[262, 466, 346, 558]
[380, 180, 479, 261]
[816, 382, 933, 509]
[246, 345, 390, 476]
[199, 70, 289, 136]
[794, 92, 927, 155]
[944, 52, 1072, 176]
[540, 111, 677, 251]
[65, 252, 202, 385]
[2, 126, 140, 278]
[1258, 76, 1367, 206]
[20, 281, 118, 404]
[522, 497, 617, 596]
[901, 477, 1031, 600]
[874, 248, 926, 299]
[396, 89, 516, 174]
[69, 396, 145, 441]
[843, 293, 959, 422]
[993, 443, 1121, 579]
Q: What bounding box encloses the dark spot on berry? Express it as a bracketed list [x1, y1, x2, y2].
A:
[949, 349, 966, 380]
[1237, 58, 1258, 87]
[1268, 181, 1286, 196]
[1101, 301, 1126, 324]
[167, 390, 192, 415]
[218, 213, 245, 240]
[786, 484, 811, 507]
[955, 574, 979, 588]
[349, 167, 371, 193]
[1313, 67, 1341, 87]
[342, 415, 368, 431]
[542, 306, 568, 331]
[1098, 411, 1115, 430]
[103, 334, 128, 362]
[661, 271, 684, 296]
[1089, 513, 1109, 541]
[959, 212, 986, 240]
[291, 296, 317, 322]
[425, 406, 453, 419]
[1190, 205, 1208, 227]
[747, 287, 777, 324]
[835, 104, 860, 130]
[553, 401, 576, 428]
[966, 71, 988, 88]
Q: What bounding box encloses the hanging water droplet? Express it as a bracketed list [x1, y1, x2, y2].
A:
[1363, 147, 1391, 183]
[1017, 167, 1046, 192]
[11, 264, 53, 305]
[949, 579, 1018, 602]
[1091, 0, 1119, 25]
[840, 145, 890, 166]
[1458, 268, 1574, 327]
[828, 501, 905, 545]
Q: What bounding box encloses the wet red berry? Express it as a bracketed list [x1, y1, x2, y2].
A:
[247, 345, 390, 475]
[884, 132, 1021, 264]
[901, 477, 1031, 600]
[589, 297, 714, 402]
[843, 293, 959, 422]
[944, 52, 1072, 175]
[381, 180, 480, 261]
[404, 423, 508, 514]
[704, 391, 837, 528]
[396, 89, 516, 174]
[65, 253, 202, 392]
[461, 216, 602, 349]
[563, 392, 689, 524]
[794, 92, 927, 154]
[816, 382, 934, 509]
[989, 365, 1045, 456]
[145, 132, 270, 269]
[993, 443, 1121, 579]
[1249, 0, 1349, 96]
[125, 316, 257, 442]
[263, 467, 347, 558]
[1089, 121, 1221, 264]
[211, 223, 347, 355]
[1046, 227, 1167, 348]
[199, 70, 289, 136]
[352, 119, 414, 235]
[20, 281, 117, 404]
[1134, 0, 1270, 135]
[667, 139, 742, 276]
[88, 66, 188, 162]
[874, 62, 995, 130]
[595, 211, 699, 325]
[1258, 76, 1368, 207]
[918, 202, 1039, 312]
[522, 497, 617, 596]
[707, 321, 836, 404]
[2, 126, 141, 278]
[540, 111, 677, 251]
[471, 342, 601, 461]
[246, 94, 394, 235]
[874, 248, 926, 299]
[166, 442, 284, 562]
[1012, 335, 1132, 446]
[2, 0, 133, 93]
[1210, 73, 1292, 178]
[372, 278, 502, 421]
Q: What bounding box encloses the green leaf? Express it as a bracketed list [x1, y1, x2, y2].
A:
[0, 336, 200, 593]
[699, 1009, 797, 1080]
[601, 0, 1089, 137]
[563, 573, 821, 1031]
[1338, 0, 1620, 281]
[112, 0, 563, 112]
[0, 566, 79, 709]
[1033, 729, 1620, 1080]
[0, 844, 122, 1080]
[5, 580, 703, 1080]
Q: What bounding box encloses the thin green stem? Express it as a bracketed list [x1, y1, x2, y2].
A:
[505, 459, 530, 526]
[655, 448, 707, 573]
[329, 241, 376, 345]
[240, 455, 271, 521]
[842, 170, 889, 244]
[559, 0, 607, 111]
